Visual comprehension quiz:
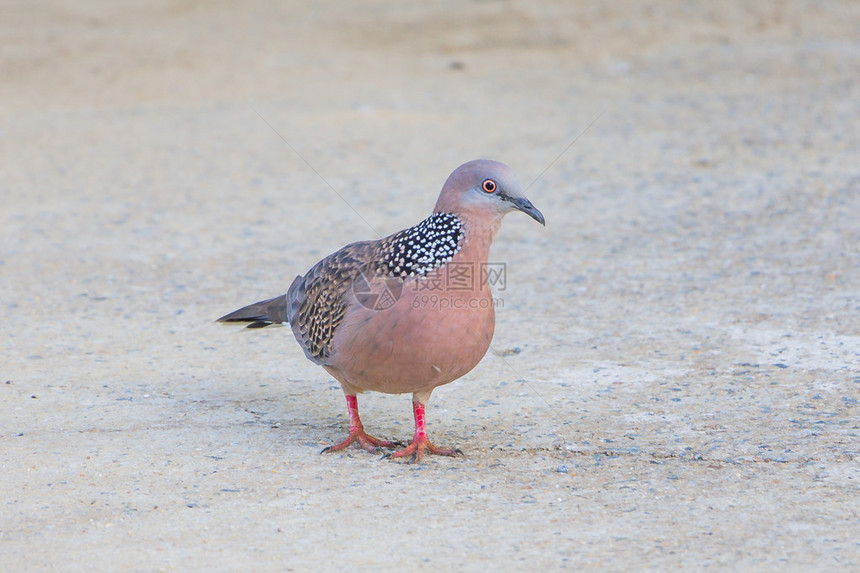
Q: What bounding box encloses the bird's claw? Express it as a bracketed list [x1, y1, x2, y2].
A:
[383, 437, 464, 462]
[320, 429, 402, 455]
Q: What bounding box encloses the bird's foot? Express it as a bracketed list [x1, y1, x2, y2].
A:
[321, 429, 403, 455]
[384, 436, 464, 462]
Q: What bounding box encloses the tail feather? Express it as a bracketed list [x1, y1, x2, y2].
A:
[216, 294, 289, 329]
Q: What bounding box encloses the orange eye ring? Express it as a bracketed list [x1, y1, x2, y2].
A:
[482, 179, 497, 193]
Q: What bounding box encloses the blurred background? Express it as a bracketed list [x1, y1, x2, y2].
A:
[2, 1, 858, 570]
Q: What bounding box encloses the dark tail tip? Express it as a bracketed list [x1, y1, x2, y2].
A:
[216, 294, 289, 328]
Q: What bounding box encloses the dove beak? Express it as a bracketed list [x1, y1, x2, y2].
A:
[505, 195, 546, 226]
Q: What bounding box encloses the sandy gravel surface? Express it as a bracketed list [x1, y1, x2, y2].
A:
[2, 1, 858, 570]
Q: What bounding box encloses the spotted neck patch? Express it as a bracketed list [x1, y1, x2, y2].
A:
[378, 213, 463, 278]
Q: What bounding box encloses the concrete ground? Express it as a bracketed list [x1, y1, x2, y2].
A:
[2, 1, 858, 570]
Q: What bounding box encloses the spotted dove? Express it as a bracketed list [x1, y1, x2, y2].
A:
[218, 159, 545, 460]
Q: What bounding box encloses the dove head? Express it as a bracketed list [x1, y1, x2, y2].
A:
[433, 159, 545, 226]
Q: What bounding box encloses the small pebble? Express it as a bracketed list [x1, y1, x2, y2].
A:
[557, 464, 569, 474]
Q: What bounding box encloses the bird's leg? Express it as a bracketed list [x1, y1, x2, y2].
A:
[321, 394, 402, 454]
[386, 400, 463, 462]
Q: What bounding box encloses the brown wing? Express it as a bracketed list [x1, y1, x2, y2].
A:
[287, 240, 377, 364]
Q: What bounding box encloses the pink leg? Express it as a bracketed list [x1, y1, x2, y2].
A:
[386, 401, 463, 462]
[321, 395, 402, 454]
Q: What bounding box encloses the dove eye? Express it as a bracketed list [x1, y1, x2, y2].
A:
[481, 179, 497, 193]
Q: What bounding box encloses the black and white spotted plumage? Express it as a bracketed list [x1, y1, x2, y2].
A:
[218, 213, 465, 364]
[378, 213, 463, 279]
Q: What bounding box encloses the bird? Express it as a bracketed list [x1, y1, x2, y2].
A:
[217, 159, 545, 461]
